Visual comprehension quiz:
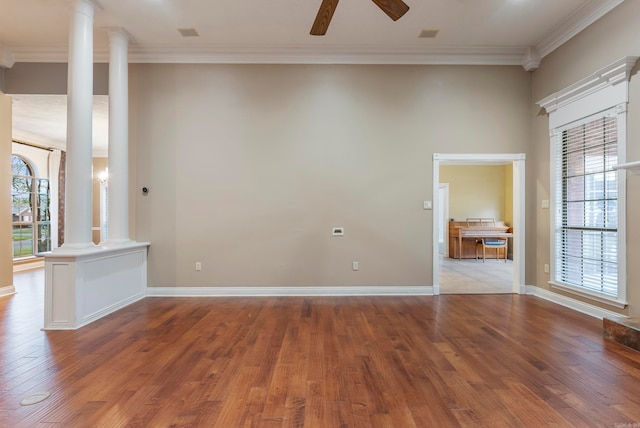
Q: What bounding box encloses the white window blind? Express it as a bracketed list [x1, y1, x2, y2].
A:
[554, 114, 618, 296]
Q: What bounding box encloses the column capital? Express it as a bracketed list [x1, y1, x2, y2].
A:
[106, 27, 134, 44]
[69, 0, 102, 15]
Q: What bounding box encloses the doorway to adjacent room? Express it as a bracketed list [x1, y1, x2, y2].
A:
[432, 153, 526, 295]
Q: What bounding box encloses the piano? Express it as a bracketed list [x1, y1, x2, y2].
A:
[448, 218, 513, 260]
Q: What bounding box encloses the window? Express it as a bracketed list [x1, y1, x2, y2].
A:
[554, 114, 618, 296]
[11, 155, 51, 258]
[538, 57, 636, 307]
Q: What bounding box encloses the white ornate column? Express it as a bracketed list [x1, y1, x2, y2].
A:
[106, 28, 131, 244]
[63, 0, 98, 249]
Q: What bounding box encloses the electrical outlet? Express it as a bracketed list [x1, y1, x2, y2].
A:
[544, 264, 549, 274]
[353, 261, 359, 271]
[195, 262, 202, 271]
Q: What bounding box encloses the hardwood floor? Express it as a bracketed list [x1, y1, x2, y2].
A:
[2, 270, 640, 427]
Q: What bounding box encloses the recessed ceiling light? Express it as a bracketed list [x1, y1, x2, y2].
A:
[178, 28, 199, 37]
[418, 29, 439, 39]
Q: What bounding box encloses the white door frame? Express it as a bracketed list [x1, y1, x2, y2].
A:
[438, 183, 450, 258]
[432, 153, 526, 295]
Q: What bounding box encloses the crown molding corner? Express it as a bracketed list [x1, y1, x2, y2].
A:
[521, 47, 541, 71]
[0, 44, 15, 68]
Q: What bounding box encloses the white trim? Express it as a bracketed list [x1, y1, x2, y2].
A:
[9, 44, 529, 66]
[534, 0, 625, 59]
[542, 59, 633, 309]
[2, 1, 624, 68]
[614, 160, 640, 174]
[0, 43, 15, 68]
[6, 0, 625, 70]
[526, 285, 625, 319]
[433, 153, 526, 163]
[438, 183, 450, 258]
[537, 57, 638, 123]
[44, 242, 150, 330]
[0, 285, 16, 298]
[432, 153, 526, 295]
[146, 286, 433, 297]
[549, 281, 627, 309]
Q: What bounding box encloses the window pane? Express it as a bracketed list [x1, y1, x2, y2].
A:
[37, 194, 50, 221]
[37, 223, 51, 253]
[13, 225, 34, 258]
[557, 115, 618, 297]
[12, 193, 33, 222]
[11, 155, 32, 176]
[12, 176, 32, 194]
[37, 178, 49, 194]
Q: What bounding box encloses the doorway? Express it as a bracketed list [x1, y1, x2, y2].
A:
[432, 153, 526, 295]
[438, 183, 449, 257]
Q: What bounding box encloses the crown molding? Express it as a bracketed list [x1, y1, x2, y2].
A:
[0, 44, 15, 68]
[8, 43, 531, 67]
[4, 0, 625, 70]
[535, 0, 625, 58]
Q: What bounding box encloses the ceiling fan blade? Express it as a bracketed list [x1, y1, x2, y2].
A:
[371, 0, 410, 21]
[311, 0, 340, 35]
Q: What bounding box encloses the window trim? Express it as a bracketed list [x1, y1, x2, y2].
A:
[538, 57, 637, 308]
[11, 154, 52, 259]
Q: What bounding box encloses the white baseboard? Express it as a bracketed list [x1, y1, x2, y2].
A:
[147, 285, 434, 297]
[526, 285, 624, 319]
[0, 285, 16, 298]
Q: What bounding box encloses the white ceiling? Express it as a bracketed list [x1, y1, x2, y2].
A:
[0, 0, 626, 156]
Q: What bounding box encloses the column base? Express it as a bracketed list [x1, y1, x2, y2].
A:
[44, 241, 150, 330]
[103, 238, 133, 247]
[58, 242, 98, 252]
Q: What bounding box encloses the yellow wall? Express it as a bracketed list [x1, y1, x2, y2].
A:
[531, 0, 640, 315]
[439, 165, 510, 225]
[0, 93, 12, 291]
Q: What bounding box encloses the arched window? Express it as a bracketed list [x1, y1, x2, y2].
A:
[11, 155, 51, 258]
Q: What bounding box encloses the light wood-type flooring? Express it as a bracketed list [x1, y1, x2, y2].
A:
[2, 269, 640, 427]
[439, 256, 513, 294]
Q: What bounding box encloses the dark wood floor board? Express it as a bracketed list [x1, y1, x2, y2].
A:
[5, 272, 640, 426]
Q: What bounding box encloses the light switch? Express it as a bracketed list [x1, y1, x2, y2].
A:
[542, 199, 550, 209]
[424, 201, 433, 210]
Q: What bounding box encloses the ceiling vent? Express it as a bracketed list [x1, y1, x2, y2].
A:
[178, 28, 199, 37]
[418, 29, 439, 38]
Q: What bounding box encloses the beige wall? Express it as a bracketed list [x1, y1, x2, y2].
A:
[532, 0, 640, 315]
[0, 93, 12, 290]
[440, 165, 510, 224]
[130, 64, 531, 288]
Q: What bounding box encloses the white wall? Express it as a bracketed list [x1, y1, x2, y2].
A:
[130, 64, 531, 289]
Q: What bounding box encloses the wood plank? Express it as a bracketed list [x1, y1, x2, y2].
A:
[3, 272, 640, 426]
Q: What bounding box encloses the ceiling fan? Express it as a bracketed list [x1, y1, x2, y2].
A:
[311, 0, 410, 36]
